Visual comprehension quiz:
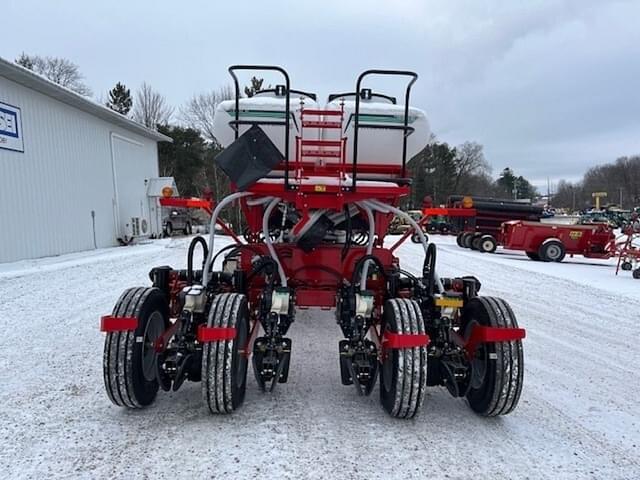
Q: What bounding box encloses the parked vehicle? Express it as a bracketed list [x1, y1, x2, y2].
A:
[162, 208, 192, 236]
[388, 209, 424, 235]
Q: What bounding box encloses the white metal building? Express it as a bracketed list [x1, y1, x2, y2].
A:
[0, 56, 172, 263]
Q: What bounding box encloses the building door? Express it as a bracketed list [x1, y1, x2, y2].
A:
[111, 134, 150, 240]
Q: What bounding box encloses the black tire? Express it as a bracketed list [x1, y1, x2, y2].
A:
[479, 235, 497, 253]
[461, 296, 523, 416]
[440, 225, 450, 234]
[461, 233, 473, 249]
[380, 298, 427, 419]
[538, 238, 565, 262]
[164, 223, 172, 237]
[103, 287, 169, 408]
[633, 268, 640, 280]
[470, 234, 483, 251]
[183, 222, 192, 235]
[428, 225, 438, 234]
[411, 232, 421, 243]
[202, 293, 250, 414]
[621, 261, 633, 271]
[525, 252, 540, 261]
[456, 233, 465, 248]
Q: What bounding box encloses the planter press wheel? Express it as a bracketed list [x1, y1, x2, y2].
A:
[461, 296, 523, 416]
[202, 293, 250, 414]
[103, 287, 169, 408]
[380, 298, 427, 419]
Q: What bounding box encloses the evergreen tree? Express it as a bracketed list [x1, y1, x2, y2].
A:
[495, 168, 537, 199]
[244, 77, 265, 97]
[106, 82, 132, 115]
[157, 125, 207, 197]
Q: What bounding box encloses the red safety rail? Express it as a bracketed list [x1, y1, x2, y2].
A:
[159, 196, 214, 214]
[422, 207, 477, 218]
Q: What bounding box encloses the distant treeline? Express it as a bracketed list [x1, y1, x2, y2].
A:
[552, 155, 640, 210]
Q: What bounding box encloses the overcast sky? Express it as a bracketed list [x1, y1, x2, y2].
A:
[4, 0, 640, 188]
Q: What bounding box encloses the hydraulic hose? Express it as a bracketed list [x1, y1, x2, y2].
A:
[363, 199, 444, 294]
[187, 236, 209, 285]
[202, 191, 253, 286]
[356, 202, 376, 291]
[263, 197, 287, 287]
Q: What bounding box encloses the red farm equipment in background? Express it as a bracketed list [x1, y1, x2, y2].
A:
[99, 66, 525, 418]
[500, 220, 615, 262]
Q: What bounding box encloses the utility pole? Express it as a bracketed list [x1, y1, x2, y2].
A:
[619, 187, 623, 208]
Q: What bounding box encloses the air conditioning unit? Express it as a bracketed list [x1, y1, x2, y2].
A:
[127, 217, 149, 238]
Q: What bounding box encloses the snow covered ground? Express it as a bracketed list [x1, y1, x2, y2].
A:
[1, 234, 639, 479]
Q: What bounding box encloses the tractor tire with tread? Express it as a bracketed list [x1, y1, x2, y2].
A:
[202, 293, 250, 414]
[103, 287, 169, 408]
[380, 298, 427, 419]
[461, 296, 524, 416]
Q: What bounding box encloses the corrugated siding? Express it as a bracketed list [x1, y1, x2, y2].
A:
[0, 76, 160, 263]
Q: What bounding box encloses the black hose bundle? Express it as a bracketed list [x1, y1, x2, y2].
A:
[187, 236, 209, 285]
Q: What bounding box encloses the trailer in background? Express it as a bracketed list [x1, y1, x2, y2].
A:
[501, 220, 615, 262]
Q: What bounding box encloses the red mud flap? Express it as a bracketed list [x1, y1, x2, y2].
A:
[100, 315, 138, 332]
[464, 325, 526, 359]
[382, 332, 430, 349]
[197, 325, 237, 343]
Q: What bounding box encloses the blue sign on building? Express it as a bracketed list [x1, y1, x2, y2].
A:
[0, 101, 23, 152]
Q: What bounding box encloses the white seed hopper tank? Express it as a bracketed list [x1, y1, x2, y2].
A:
[213, 90, 319, 158]
[325, 93, 430, 170]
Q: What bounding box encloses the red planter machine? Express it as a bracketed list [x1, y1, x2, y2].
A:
[100, 66, 525, 418]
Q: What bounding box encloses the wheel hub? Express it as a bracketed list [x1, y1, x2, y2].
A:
[142, 311, 164, 382]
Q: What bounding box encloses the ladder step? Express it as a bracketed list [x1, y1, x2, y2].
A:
[301, 149, 342, 158]
[300, 139, 342, 147]
[302, 109, 343, 116]
[302, 120, 342, 129]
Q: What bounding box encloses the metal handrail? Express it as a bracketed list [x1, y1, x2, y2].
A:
[353, 69, 418, 192]
[228, 65, 292, 189]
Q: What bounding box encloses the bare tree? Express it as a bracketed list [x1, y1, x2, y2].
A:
[15, 53, 92, 96]
[179, 85, 233, 144]
[132, 82, 174, 129]
[179, 86, 234, 203]
[453, 141, 490, 192]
